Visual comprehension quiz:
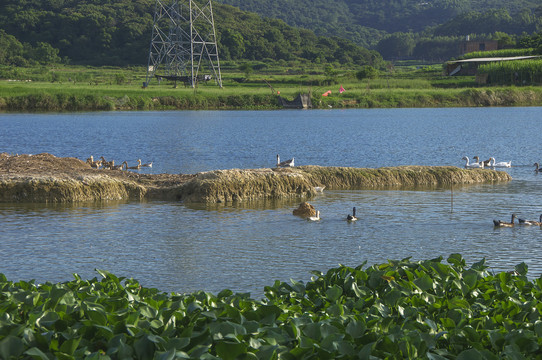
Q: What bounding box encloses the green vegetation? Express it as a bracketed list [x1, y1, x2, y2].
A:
[1, 255, 541, 359]
[3, 62, 542, 111]
[0, 0, 381, 68]
[479, 59, 542, 85]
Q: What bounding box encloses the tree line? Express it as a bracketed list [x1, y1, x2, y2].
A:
[0, 0, 382, 67]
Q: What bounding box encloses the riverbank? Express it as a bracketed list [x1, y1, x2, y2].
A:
[2, 82, 542, 111]
[0, 153, 512, 203]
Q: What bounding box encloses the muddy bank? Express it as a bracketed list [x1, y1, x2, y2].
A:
[0, 154, 512, 203]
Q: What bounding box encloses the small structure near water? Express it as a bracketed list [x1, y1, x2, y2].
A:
[278, 94, 312, 109]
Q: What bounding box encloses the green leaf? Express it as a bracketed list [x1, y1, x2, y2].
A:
[325, 285, 343, 302]
[24, 347, 50, 360]
[0, 336, 24, 360]
[59, 337, 82, 356]
[514, 262, 528, 276]
[346, 319, 366, 339]
[413, 274, 434, 292]
[215, 341, 247, 360]
[457, 348, 484, 360]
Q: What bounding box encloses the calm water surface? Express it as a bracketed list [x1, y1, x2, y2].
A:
[1, 108, 542, 298]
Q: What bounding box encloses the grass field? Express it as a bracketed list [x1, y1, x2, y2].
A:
[1, 63, 541, 111]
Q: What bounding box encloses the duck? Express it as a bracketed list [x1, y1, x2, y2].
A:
[489, 157, 511, 168]
[474, 156, 491, 167]
[111, 161, 124, 170]
[462, 156, 483, 169]
[86, 155, 102, 169]
[100, 156, 114, 170]
[123, 161, 140, 170]
[493, 214, 516, 227]
[308, 210, 320, 221]
[534, 163, 542, 172]
[277, 154, 294, 167]
[347, 207, 358, 221]
[518, 214, 542, 226]
[314, 186, 325, 193]
[139, 159, 153, 168]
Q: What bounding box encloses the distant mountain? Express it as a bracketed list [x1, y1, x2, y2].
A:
[215, 0, 542, 48]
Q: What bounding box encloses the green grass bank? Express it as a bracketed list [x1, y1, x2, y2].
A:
[1, 255, 540, 359]
[2, 82, 542, 111]
[2, 63, 542, 111]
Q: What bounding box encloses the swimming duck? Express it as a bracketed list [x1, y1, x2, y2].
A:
[277, 154, 294, 167]
[534, 163, 542, 172]
[123, 161, 140, 170]
[308, 210, 320, 221]
[314, 186, 325, 193]
[462, 156, 483, 169]
[139, 159, 153, 168]
[347, 207, 358, 221]
[493, 214, 516, 227]
[518, 214, 542, 226]
[489, 157, 511, 168]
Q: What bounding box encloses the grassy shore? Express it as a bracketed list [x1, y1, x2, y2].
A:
[2, 64, 542, 111]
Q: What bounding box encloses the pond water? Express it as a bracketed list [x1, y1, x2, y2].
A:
[1, 107, 542, 298]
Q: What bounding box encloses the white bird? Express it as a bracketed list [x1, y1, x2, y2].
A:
[308, 210, 320, 221]
[489, 157, 511, 168]
[347, 207, 358, 221]
[277, 154, 294, 167]
[462, 156, 484, 169]
[314, 186, 325, 193]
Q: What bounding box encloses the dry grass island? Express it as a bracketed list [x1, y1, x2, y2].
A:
[0, 153, 511, 203]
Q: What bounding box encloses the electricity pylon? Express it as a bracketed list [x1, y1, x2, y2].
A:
[145, 0, 222, 88]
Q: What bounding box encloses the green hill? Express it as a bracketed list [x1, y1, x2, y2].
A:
[216, 0, 542, 48]
[0, 0, 380, 67]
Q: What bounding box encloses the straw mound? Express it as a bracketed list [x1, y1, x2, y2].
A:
[177, 168, 314, 203]
[0, 154, 512, 203]
[0, 153, 193, 203]
[300, 165, 511, 188]
[293, 202, 316, 218]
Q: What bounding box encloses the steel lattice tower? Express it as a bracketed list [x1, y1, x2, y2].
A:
[145, 0, 222, 88]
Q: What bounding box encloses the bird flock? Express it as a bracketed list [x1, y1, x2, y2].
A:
[462, 156, 511, 168]
[86, 155, 153, 170]
[493, 214, 542, 228]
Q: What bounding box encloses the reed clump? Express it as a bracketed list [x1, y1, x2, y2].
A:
[300, 165, 511, 189]
[177, 168, 315, 203]
[0, 175, 146, 203]
[176, 165, 511, 203]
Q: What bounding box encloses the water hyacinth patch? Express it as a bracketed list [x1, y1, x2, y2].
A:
[0, 255, 542, 359]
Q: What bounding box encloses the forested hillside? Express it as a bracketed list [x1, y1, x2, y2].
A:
[216, 0, 542, 60]
[217, 0, 542, 46]
[0, 0, 381, 67]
